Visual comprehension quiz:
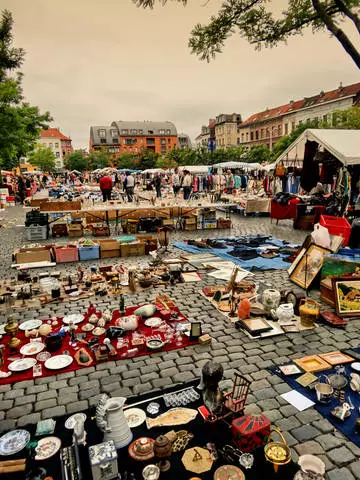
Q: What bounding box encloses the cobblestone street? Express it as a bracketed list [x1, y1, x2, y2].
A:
[0, 206, 359, 479]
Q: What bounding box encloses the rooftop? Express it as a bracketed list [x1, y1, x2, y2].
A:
[40, 128, 71, 141]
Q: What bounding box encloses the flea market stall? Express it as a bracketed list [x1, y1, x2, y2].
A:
[270, 129, 360, 228]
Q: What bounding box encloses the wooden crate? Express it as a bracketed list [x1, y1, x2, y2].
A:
[120, 241, 145, 257]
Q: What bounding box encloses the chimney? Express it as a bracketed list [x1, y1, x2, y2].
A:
[289, 100, 294, 107]
[320, 90, 324, 97]
[339, 81, 343, 91]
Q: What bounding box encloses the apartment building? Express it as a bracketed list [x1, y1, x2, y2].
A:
[215, 113, 242, 150]
[195, 119, 216, 151]
[239, 82, 360, 150]
[178, 133, 192, 149]
[39, 128, 73, 170]
[89, 121, 178, 158]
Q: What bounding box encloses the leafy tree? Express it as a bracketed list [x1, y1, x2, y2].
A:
[116, 153, 140, 169]
[87, 150, 111, 170]
[138, 149, 160, 169]
[64, 151, 89, 171]
[332, 106, 360, 128]
[134, 1, 360, 69]
[271, 120, 319, 161]
[0, 10, 51, 169]
[28, 144, 55, 172]
[156, 156, 178, 169]
[247, 145, 271, 163]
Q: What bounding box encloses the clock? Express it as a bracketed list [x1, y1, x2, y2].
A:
[285, 291, 305, 316]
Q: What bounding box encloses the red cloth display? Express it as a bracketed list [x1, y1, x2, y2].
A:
[270, 201, 298, 220]
[0, 304, 197, 386]
[99, 176, 113, 190]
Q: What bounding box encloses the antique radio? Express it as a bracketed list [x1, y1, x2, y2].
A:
[232, 413, 271, 452]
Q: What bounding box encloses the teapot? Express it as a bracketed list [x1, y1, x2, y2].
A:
[271, 303, 294, 324]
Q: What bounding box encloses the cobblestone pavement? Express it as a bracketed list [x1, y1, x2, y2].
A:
[0, 205, 359, 479]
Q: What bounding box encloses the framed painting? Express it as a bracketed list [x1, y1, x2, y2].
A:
[290, 244, 330, 289]
[332, 277, 360, 317]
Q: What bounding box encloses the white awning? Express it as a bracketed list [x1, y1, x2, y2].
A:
[275, 129, 360, 166]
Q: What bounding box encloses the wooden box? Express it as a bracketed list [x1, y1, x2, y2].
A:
[184, 224, 197, 231]
[320, 278, 335, 306]
[68, 224, 83, 237]
[89, 440, 118, 480]
[232, 413, 271, 452]
[120, 241, 145, 257]
[184, 216, 197, 225]
[99, 239, 120, 259]
[15, 246, 53, 265]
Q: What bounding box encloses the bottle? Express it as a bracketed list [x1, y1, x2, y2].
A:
[238, 298, 251, 320]
[120, 294, 125, 315]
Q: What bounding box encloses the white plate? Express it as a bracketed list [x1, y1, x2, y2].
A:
[0, 429, 30, 455]
[351, 362, 360, 372]
[20, 342, 45, 356]
[81, 323, 94, 332]
[8, 358, 37, 372]
[65, 413, 87, 429]
[124, 408, 146, 428]
[35, 436, 61, 460]
[62, 313, 84, 325]
[144, 317, 163, 328]
[45, 355, 73, 370]
[19, 319, 42, 331]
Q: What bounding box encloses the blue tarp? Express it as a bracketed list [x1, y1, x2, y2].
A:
[172, 236, 298, 270]
[269, 355, 360, 448]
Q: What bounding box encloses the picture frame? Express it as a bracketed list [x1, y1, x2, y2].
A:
[190, 322, 202, 340]
[239, 317, 272, 335]
[332, 277, 360, 317]
[290, 244, 331, 289]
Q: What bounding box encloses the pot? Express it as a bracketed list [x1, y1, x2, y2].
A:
[45, 332, 63, 352]
[299, 299, 320, 327]
[262, 289, 281, 313]
[315, 376, 333, 404]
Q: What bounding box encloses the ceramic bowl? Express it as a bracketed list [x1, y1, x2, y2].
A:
[298, 454, 325, 476]
[146, 339, 166, 351]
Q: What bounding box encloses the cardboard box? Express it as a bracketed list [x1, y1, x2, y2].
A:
[184, 224, 197, 231]
[40, 200, 81, 212]
[184, 216, 197, 225]
[68, 224, 83, 237]
[120, 241, 145, 257]
[99, 239, 120, 259]
[136, 235, 157, 253]
[15, 246, 53, 264]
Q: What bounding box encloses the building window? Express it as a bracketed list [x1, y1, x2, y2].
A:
[168, 138, 171, 144]
[255, 131, 259, 140]
[121, 129, 128, 134]
[130, 129, 137, 134]
[166, 129, 171, 134]
[278, 125, 282, 135]
[227, 127, 231, 134]
[110, 129, 117, 138]
[237, 137, 240, 145]
[323, 114, 328, 123]
[306, 118, 310, 123]
[49, 143, 53, 149]
[241, 133, 244, 142]
[160, 138, 166, 145]
[54, 142, 59, 148]
[284, 123, 288, 135]
[100, 139, 106, 144]
[56, 152, 60, 157]
[125, 138, 136, 145]
[161, 146, 166, 153]
[146, 138, 155, 145]
[112, 138, 118, 144]
[159, 129, 165, 134]
[99, 129, 106, 138]
[148, 130, 154, 134]
[291, 121, 296, 131]
[246, 133, 249, 141]
[138, 129, 143, 134]
[250, 132, 254, 141]
[299, 120, 303, 126]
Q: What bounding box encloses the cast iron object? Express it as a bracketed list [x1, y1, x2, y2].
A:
[106, 326, 126, 339]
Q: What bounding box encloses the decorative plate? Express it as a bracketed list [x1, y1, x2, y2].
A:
[128, 437, 155, 461]
[20, 342, 45, 356]
[36, 351, 51, 362]
[214, 465, 245, 480]
[35, 436, 61, 460]
[351, 362, 360, 372]
[65, 413, 87, 430]
[19, 319, 42, 331]
[144, 317, 163, 328]
[44, 354, 73, 370]
[81, 323, 94, 332]
[124, 408, 146, 428]
[92, 327, 105, 336]
[62, 313, 84, 325]
[0, 429, 30, 456]
[8, 357, 37, 372]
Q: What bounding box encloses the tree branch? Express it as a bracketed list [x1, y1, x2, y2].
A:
[334, 0, 360, 35]
[311, 0, 360, 69]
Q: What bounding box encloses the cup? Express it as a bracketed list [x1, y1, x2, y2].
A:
[315, 381, 333, 404]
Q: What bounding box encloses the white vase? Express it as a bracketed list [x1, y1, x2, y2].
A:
[262, 289, 281, 313]
[96, 395, 133, 449]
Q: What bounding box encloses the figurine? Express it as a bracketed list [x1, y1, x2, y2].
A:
[198, 361, 224, 420]
[73, 417, 86, 446]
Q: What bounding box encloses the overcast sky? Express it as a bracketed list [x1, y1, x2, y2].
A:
[4, 0, 360, 149]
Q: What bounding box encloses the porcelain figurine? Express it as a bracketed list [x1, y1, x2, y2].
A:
[198, 361, 224, 419]
[96, 394, 133, 449]
[73, 416, 86, 446]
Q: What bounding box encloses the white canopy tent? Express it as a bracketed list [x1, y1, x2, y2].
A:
[274, 129, 360, 167]
[212, 161, 262, 171]
[179, 165, 209, 174]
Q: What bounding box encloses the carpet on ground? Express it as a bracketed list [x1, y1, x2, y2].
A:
[173, 236, 299, 271]
[0, 379, 299, 480]
[0, 304, 197, 386]
[269, 353, 360, 447]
